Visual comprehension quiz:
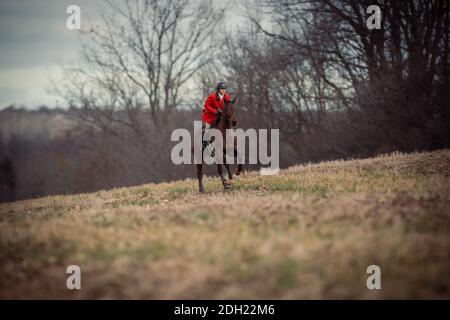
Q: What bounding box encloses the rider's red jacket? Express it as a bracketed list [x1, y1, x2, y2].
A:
[201, 92, 230, 125]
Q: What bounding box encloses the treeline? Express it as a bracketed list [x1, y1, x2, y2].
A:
[1, 0, 449, 202]
[0, 106, 297, 202]
[222, 0, 450, 160]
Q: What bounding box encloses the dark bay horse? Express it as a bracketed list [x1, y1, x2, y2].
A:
[196, 97, 243, 193]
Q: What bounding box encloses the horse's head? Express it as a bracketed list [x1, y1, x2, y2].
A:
[222, 97, 237, 127]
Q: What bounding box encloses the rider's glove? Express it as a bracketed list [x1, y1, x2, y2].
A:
[215, 109, 222, 116]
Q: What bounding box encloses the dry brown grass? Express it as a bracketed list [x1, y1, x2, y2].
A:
[1, 149, 449, 299]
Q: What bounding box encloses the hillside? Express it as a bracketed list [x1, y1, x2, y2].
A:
[0, 149, 449, 299]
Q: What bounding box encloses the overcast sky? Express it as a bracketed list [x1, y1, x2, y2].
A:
[0, 0, 247, 110]
[0, 0, 106, 109]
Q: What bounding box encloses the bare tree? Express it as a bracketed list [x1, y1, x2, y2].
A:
[58, 0, 222, 129]
[236, 0, 450, 155]
[51, 0, 226, 185]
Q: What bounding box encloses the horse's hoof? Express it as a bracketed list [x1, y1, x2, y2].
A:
[223, 180, 231, 189]
[235, 171, 241, 176]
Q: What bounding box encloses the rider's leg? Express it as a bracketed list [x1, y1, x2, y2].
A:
[203, 122, 212, 142]
[202, 122, 215, 155]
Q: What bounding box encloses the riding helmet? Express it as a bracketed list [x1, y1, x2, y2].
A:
[216, 82, 227, 90]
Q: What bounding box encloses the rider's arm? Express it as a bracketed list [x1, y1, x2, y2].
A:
[204, 95, 217, 114]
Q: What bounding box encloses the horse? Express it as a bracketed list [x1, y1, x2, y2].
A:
[196, 97, 243, 193]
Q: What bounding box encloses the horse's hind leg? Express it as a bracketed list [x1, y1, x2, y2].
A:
[224, 151, 233, 180]
[197, 164, 205, 193]
[234, 147, 243, 175]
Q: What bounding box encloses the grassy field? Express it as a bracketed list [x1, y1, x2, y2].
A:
[1, 149, 449, 299]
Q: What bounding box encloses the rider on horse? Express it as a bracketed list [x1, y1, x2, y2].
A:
[197, 82, 241, 192]
[202, 82, 230, 146]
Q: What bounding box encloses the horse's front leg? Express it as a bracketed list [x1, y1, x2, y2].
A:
[225, 163, 233, 180]
[217, 163, 230, 189]
[235, 164, 243, 176]
[197, 164, 205, 193]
